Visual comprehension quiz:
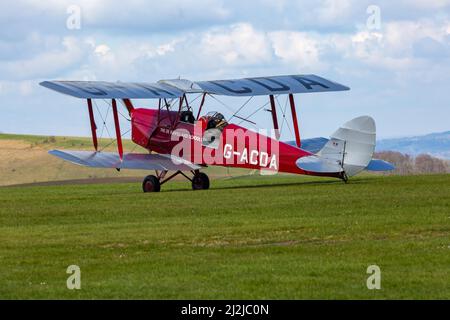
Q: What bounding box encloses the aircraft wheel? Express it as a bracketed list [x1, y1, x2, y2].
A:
[142, 175, 161, 193]
[192, 172, 210, 191]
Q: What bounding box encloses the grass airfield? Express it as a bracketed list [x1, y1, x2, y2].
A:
[0, 173, 449, 299]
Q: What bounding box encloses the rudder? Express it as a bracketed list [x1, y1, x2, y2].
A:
[318, 116, 376, 177]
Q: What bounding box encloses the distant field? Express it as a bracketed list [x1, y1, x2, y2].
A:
[0, 174, 449, 299]
[0, 133, 249, 186]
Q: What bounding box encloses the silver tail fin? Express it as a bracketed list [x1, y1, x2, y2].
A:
[296, 116, 377, 179]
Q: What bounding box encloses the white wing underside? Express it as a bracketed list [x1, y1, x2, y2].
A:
[49, 150, 201, 171]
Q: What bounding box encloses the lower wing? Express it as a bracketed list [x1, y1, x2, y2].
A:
[49, 150, 201, 171]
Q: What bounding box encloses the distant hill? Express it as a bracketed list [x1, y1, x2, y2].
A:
[376, 131, 450, 159]
[0, 133, 250, 186]
[287, 131, 450, 160]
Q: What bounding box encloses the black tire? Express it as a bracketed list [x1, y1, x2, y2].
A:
[142, 175, 161, 193]
[192, 172, 210, 191]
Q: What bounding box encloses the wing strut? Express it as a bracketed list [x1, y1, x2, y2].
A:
[87, 99, 98, 151]
[111, 99, 124, 161]
[289, 94, 301, 148]
[269, 95, 280, 140]
[196, 93, 207, 120]
[122, 99, 134, 115]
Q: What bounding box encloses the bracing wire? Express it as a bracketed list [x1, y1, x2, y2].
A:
[237, 99, 272, 128]
[276, 95, 294, 140]
[188, 93, 203, 106]
[229, 96, 253, 121]
[93, 99, 113, 142]
[103, 99, 131, 121]
[92, 99, 136, 153]
[207, 94, 237, 114]
[99, 128, 132, 153]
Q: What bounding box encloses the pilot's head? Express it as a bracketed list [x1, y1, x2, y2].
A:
[215, 113, 225, 121]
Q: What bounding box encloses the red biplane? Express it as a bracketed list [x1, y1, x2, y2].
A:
[40, 74, 394, 192]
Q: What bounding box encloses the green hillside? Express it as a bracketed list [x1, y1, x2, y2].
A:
[0, 133, 249, 186]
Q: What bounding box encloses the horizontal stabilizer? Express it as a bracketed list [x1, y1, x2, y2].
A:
[49, 150, 201, 171]
[296, 155, 343, 174]
[366, 159, 395, 171]
[299, 137, 330, 154]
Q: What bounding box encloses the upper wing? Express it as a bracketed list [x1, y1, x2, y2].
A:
[40, 81, 184, 99]
[49, 150, 201, 171]
[194, 74, 350, 97]
[41, 74, 349, 99]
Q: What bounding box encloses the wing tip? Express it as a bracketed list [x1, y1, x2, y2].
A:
[48, 149, 60, 155]
[365, 159, 396, 171]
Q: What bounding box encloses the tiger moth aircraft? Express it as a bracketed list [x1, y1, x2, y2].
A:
[40, 74, 394, 192]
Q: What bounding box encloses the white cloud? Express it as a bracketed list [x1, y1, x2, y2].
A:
[94, 44, 111, 57]
[345, 19, 450, 70]
[155, 39, 185, 57]
[316, 0, 354, 24]
[0, 37, 91, 80]
[0, 0, 230, 36]
[0, 80, 36, 96]
[19, 81, 34, 96]
[407, 0, 450, 9]
[200, 23, 272, 66]
[269, 31, 325, 71]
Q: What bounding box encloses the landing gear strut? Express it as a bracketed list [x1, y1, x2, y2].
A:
[340, 172, 349, 184]
[142, 170, 210, 193]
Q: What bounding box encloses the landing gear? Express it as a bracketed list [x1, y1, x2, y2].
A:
[142, 170, 210, 193]
[192, 172, 210, 191]
[142, 175, 161, 193]
[340, 172, 349, 184]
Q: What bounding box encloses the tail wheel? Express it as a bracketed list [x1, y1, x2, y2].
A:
[142, 175, 161, 193]
[192, 172, 210, 191]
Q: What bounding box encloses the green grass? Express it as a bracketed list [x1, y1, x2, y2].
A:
[0, 174, 449, 299]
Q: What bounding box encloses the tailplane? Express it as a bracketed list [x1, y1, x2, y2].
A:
[296, 116, 393, 180]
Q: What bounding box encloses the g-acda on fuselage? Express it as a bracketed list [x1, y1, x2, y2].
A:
[131, 107, 311, 176]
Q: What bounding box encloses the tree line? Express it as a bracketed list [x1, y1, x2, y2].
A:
[374, 151, 449, 175]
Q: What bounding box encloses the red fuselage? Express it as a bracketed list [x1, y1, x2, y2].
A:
[130, 108, 327, 176]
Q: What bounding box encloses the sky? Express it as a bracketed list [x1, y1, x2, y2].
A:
[1, 0, 449, 140]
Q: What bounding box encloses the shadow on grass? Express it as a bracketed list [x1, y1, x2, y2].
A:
[161, 176, 374, 193]
[2, 175, 376, 195]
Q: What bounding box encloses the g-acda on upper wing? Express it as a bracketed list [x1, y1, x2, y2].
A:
[40, 74, 349, 99]
[192, 74, 350, 96]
